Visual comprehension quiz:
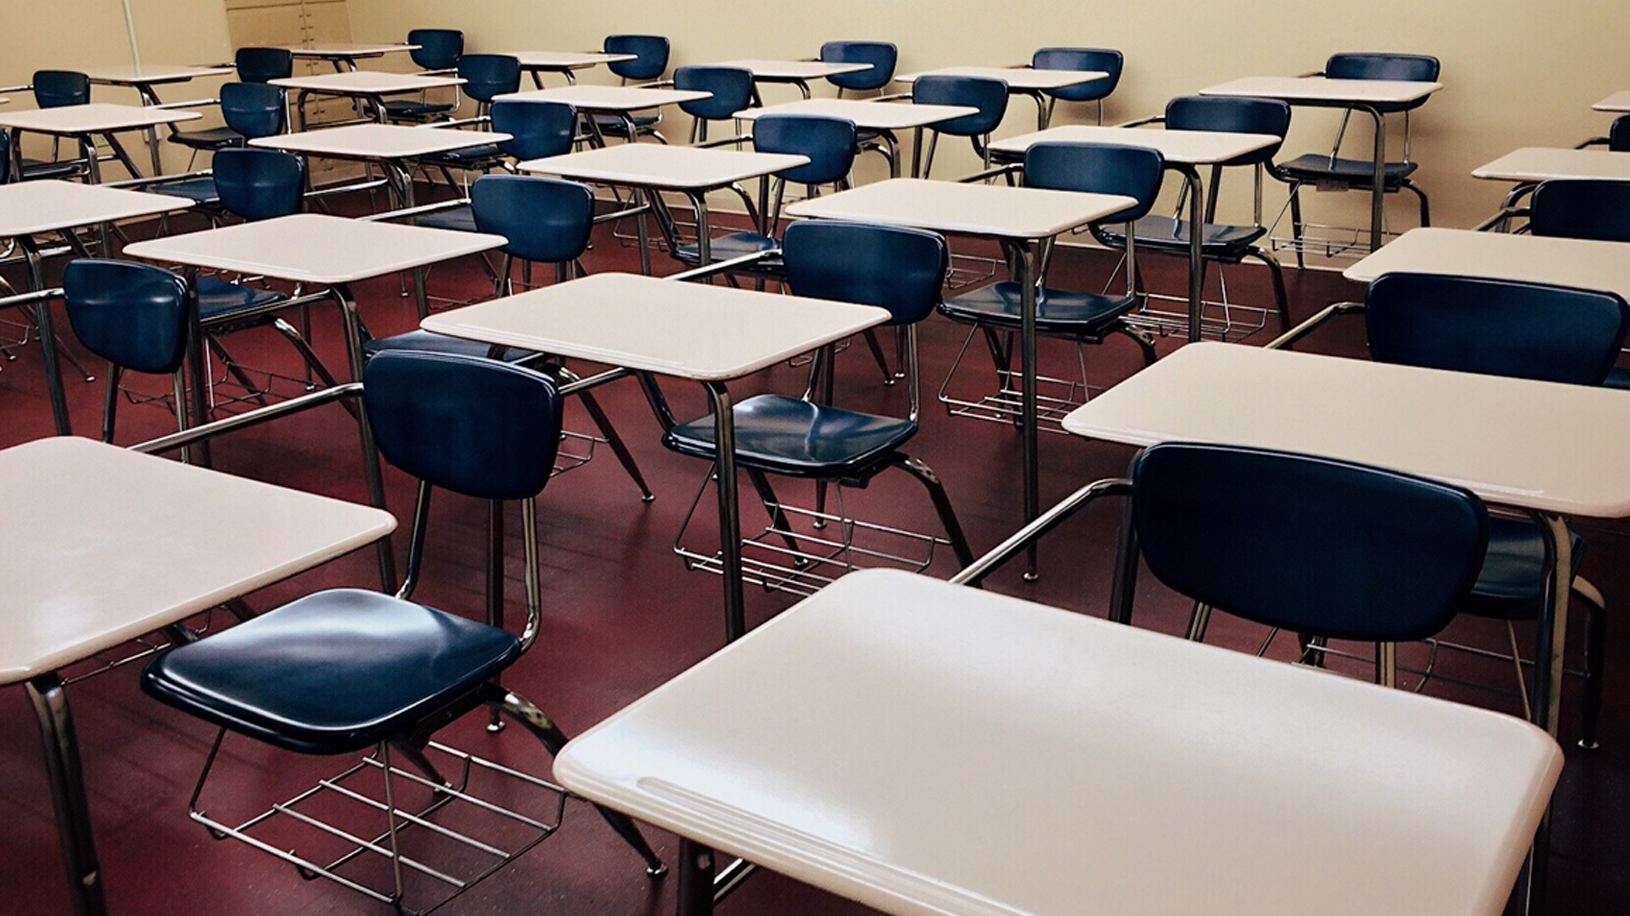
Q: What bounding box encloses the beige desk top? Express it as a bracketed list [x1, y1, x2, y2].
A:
[784, 177, 1136, 240]
[896, 65, 1107, 91]
[517, 144, 808, 190]
[287, 42, 418, 58]
[1064, 342, 1630, 518]
[730, 98, 980, 131]
[1343, 227, 1630, 299]
[495, 85, 712, 112]
[250, 123, 513, 160]
[990, 123, 1279, 164]
[1592, 91, 1630, 113]
[1201, 76, 1443, 105]
[1472, 147, 1630, 183]
[558, 568, 1561, 916]
[81, 64, 235, 85]
[124, 213, 505, 285]
[0, 102, 201, 134]
[0, 438, 395, 684]
[509, 51, 637, 69]
[0, 180, 194, 237]
[711, 59, 870, 80]
[270, 71, 464, 95]
[420, 272, 889, 382]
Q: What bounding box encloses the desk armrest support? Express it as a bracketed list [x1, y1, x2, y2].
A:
[961, 163, 1022, 184]
[1115, 114, 1163, 128]
[1265, 300, 1364, 351]
[359, 198, 471, 223]
[132, 383, 363, 455]
[950, 477, 1133, 587]
[665, 249, 781, 282]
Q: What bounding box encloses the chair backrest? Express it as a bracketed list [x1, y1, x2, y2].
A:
[604, 34, 669, 81]
[470, 174, 595, 264]
[364, 350, 564, 501]
[212, 148, 305, 221]
[33, 70, 89, 108]
[912, 75, 1008, 138]
[62, 260, 190, 375]
[235, 47, 294, 84]
[458, 54, 522, 104]
[1133, 442, 1488, 643]
[1164, 96, 1291, 165]
[490, 99, 577, 161]
[1032, 48, 1123, 103]
[752, 114, 857, 185]
[674, 66, 755, 121]
[407, 28, 463, 70]
[783, 221, 948, 326]
[1365, 272, 1629, 386]
[0, 129, 8, 183]
[220, 82, 286, 139]
[1610, 114, 1630, 153]
[1325, 53, 1439, 113]
[1023, 141, 1164, 223]
[820, 41, 898, 92]
[1529, 178, 1630, 244]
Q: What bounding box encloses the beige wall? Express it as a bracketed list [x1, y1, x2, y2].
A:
[347, 0, 1630, 234]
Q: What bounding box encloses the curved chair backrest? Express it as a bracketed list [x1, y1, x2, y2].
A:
[470, 174, 596, 264]
[1133, 442, 1488, 643]
[490, 99, 577, 161]
[674, 66, 755, 121]
[820, 41, 898, 92]
[1366, 272, 1629, 386]
[783, 221, 948, 326]
[1164, 96, 1291, 165]
[220, 82, 287, 139]
[1610, 115, 1630, 153]
[213, 148, 306, 221]
[1032, 48, 1123, 103]
[0, 129, 8, 183]
[604, 34, 669, 81]
[913, 75, 1008, 138]
[1325, 53, 1439, 113]
[235, 47, 294, 84]
[407, 28, 463, 70]
[1024, 141, 1164, 223]
[753, 114, 857, 185]
[1529, 178, 1630, 244]
[458, 54, 522, 104]
[364, 350, 564, 501]
[62, 260, 190, 375]
[33, 70, 89, 108]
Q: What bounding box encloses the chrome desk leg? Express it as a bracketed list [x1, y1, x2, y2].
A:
[1177, 164, 1205, 343]
[1017, 241, 1040, 580]
[1532, 511, 1572, 736]
[676, 839, 715, 916]
[21, 239, 72, 435]
[333, 282, 399, 593]
[910, 126, 925, 179]
[705, 381, 745, 641]
[688, 190, 712, 275]
[181, 268, 213, 467]
[1363, 104, 1385, 253]
[27, 673, 110, 916]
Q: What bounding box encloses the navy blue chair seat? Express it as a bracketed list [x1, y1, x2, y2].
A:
[670, 231, 781, 268]
[1467, 519, 1586, 620]
[1277, 153, 1420, 186]
[152, 176, 222, 206]
[195, 276, 288, 321]
[168, 125, 246, 151]
[383, 98, 457, 120]
[144, 588, 518, 755]
[938, 282, 1140, 337]
[664, 394, 918, 479]
[423, 143, 504, 163]
[363, 329, 533, 363]
[413, 205, 477, 232]
[592, 112, 662, 136]
[1096, 216, 1268, 255]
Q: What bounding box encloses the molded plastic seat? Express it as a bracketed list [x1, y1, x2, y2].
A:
[1097, 216, 1268, 253]
[1529, 178, 1630, 245]
[666, 395, 917, 478]
[1469, 519, 1586, 619]
[1033, 48, 1123, 104]
[194, 276, 288, 320]
[670, 232, 782, 268]
[1277, 153, 1419, 185]
[151, 176, 221, 206]
[234, 47, 293, 84]
[938, 282, 1141, 336]
[820, 41, 897, 94]
[145, 589, 519, 755]
[675, 66, 754, 143]
[63, 260, 189, 375]
[593, 35, 670, 138]
[169, 82, 287, 152]
[213, 147, 306, 221]
[383, 31, 467, 120]
[413, 206, 478, 232]
[363, 329, 529, 362]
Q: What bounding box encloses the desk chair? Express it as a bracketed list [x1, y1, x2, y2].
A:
[938, 142, 1163, 430]
[1366, 271, 1619, 745]
[411, 55, 523, 185]
[1095, 96, 1294, 334]
[663, 221, 974, 594]
[1273, 53, 1439, 264]
[62, 261, 192, 443]
[412, 99, 579, 235]
[912, 75, 1008, 179]
[166, 82, 289, 169]
[142, 350, 665, 914]
[383, 28, 464, 122]
[820, 41, 898, 98]
[1032, 48, 1122, 125]
[594, 34, 671, 141]
[674, 66, 754, 144]
[1530, 178, 1630, 395]
[24, 70, 91, 177]
[1136, 441, 1488, 686]
[234, 47, 294, 84]
[1611, 115, 1630, 152]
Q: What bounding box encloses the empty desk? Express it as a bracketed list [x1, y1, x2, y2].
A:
[0, 103, 201, 182]
[709, 59, 870, 100]
[270, 70, 466, 127]
[509, 50, 637, 88]
[1344, 227, 1630, 298]
[1593, 91, 1630, 113]
[287, 41, 419, 72]
[249, 123, 514, 207]
[896, 64, 1107, 129]
[496, 85, 712, 145]
[732, 98, 978, 177]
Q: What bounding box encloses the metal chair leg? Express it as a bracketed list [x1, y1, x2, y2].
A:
[890, 452, 975, 568]
[1249, 248, 1293, 332]
[1186, 602, 1213, 641]
[555, 365, 653, 502]
[1288, 184, 1307, 270]
[744, 468, 804, 559]
[1404, 179, 1431, 228]
[1577, 577, 1608, 750]
[101, 365, 122, 443]
[861, 330, 896, 385]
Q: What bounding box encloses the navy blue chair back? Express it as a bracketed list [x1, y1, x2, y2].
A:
[1024, 141, 1164, 223]
[1134, 442, 1488, 642]
[235, 47, 294, 84]
[213, 148, 305, 221]
[1530, 178, 1630, 244]
[820, 41, 897, 92]
[364, 350, 564, 501]
[783, 221, 948, 326]
[458, 54, 522, 104]
[0, 130, 8, 183]
[1325, 53, 1439, 113]
[407, 28, 463, 70]
[1610, 115, 1630, 153]
[33, 70, 89, 108]
[220, 82, 286, 139]
[1032, 48, 1123, 103]
[604, 35, 669, 81]
[913, 75, 1008, 137]
[490, 99, 577, 161]
[1164, 96, 1291, 165]
[674, 66, 755, 121]
[63, 260, 190, 375]
[753, 114, 857, 185]
[1366, 272, 1629, 386]
[470, 174, 595, 264]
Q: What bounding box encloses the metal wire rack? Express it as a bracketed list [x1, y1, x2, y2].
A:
[937, 327, 1106, 436]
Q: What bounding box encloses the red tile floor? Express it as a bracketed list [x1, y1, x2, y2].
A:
[0, 194, 1625, 915]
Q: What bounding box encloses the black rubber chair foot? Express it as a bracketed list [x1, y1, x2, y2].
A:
[1579, 739, 1601, 751]
[1022, 571, 1040, 582]
[640, 493, 656, 503]
[647, 863, 668, 878]
[486, 720, 506, 734]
